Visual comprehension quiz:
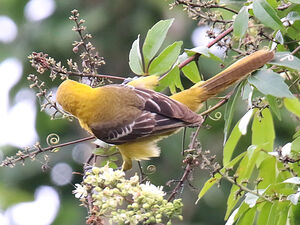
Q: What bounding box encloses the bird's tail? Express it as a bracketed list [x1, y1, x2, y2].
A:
[171, 49, 275, 112]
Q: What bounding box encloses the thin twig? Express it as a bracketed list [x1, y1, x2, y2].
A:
[64, 70, 126, 81]
[218, 170, 272, 202]
[291, 45, 300, 55]
[1, 136, 95, 167]
[178, 26, 233, 69]
[167, 125, 202, 202]
[167, 164, 191, 202]
[175, 0, 238, 15]
[200, 90, 234, 117]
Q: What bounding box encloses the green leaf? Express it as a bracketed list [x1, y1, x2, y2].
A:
[269, 52, 300, 71]
[289, 0, 300, 4]
[198, 152, 246, 203]
[185, 46, 222, 62]
[248, 69, 294, 98]
[257, 156, 276, 188]
[274, 30, 284, 45]
[286, 11, 300, 23]
[181, 61, 201, 83]
[148, 41, 182, 75]
[266, 95, 281, 120]
[284, 98, 300, 117]
[225, 151, 248, 168]
[233, 6, 249, 38]
[238, 109, 254, 135]
[252, 108, 275, 152]
[197, 175, 221, 202]
[267, 202, 290, 225]
[129, 35, 144, 75]
[225, 146, 262, 219]
[142, 19, 174, 69]
[276, 203, 290, 225]
[223, 120, 243, 165]
[93, 148, 106, 155]
[224, 84, 242, 144]
[233, 202, 250, 224]
[236, 206, 256, 225]
[257, 202, 272, 225]
[283, 177, 300, 184]
[291, 136, 300, 152]
[253, 0, 283, 30]
[156, 65, 182, 94]
[241, 82, 253, 100]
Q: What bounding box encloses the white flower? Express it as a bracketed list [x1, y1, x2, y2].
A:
[73, 184, 87, 199]
[140, 181, 166, 198]
[98, 165, 125, 183]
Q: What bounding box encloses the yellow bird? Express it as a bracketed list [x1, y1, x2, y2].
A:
[56, 50, 274, 170]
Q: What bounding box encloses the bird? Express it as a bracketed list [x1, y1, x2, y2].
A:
[56, 49, 274, 170]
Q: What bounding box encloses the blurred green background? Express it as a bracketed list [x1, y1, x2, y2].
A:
[0, 0, 297, 224]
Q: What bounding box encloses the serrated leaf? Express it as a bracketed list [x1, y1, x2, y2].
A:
[253, 0, 283, 30]
[129, 35, 144, 75]
[181, 61, 201, 83]
[269, 51, 300, 71]
[248, 69, 294, 98]
[224, 84, 242, 144]
[284, 97, 300, 117]
[143, 19, 174, 69]
[252, 108, 275, 152]
[267, 95, 281, 120]
[148, 41, 182, 75]
[234, 6, 249, 38]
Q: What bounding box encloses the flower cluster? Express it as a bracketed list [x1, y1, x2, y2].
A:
[73, 165, 183, 225]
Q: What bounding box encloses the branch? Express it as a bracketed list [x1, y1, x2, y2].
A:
[178, 26, 233, 69]
[167, 125, 202, 202]
[175, 0, 238, 15]
[200, 90, 234, 117]
[1, 136, 95, 167]
[218, 170, 272, 203]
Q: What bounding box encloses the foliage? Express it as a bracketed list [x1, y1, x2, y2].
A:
[1, 1, 300, 225]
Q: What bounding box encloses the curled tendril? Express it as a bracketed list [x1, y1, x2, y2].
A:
[146, 165, 157, 175]
[46, 133, 60, 146]
[209, 111, 222, 121]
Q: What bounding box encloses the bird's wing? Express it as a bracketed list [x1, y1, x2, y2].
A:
[90, 85, 203, 144]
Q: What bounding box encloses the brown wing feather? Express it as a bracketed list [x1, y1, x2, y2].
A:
[90, 85, 203, 144]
